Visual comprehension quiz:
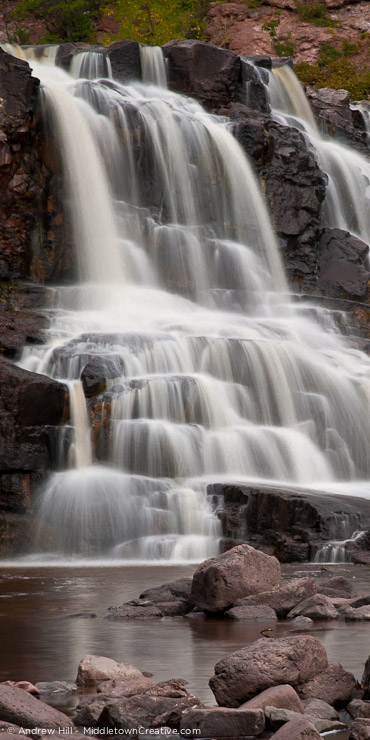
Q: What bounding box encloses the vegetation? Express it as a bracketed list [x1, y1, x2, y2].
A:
[110, 0, 206, 45]
[295, 40, 370, 99]
[294, 0, 339, 28]
[12, 0, 101, 43]
[275, 33, 296, 57]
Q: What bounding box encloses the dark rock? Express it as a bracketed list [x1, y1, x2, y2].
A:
[0, 684, 73, 729]
[350, 719, 370, 740]
[297, 663, 357, 706]
[269, 717, 322, 739]
[139, 577, 192, 603]
[241, 59, 270, 114]
[235, 578, 317, 618]
[209, 636, 328, 707]
[240, 684, 304, 714]
[81, 355, 125, 398]
[225, 605, 277, 621]
[318, 575, 355, 599]
[107, 41, 142, 84]
[190, 544, 281, 613]
[74, 697, 107, 727]
[348, 700, 370, 719]
[107, 603, 164, 620]
[163, 40, 242, 110]
[362, 655, 370, 697]
[68, 611, 97, 618]
[287, 594, 339, 620]
[0, 357, 67, 428]
[302, 697, 339, 720]
[318, 228, 370, 301]
[307, 86, 369, 152]
[179, 707, 265, 737]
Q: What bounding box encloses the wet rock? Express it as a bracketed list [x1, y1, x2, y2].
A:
[348, 700, 370, 719]
[0, 684, 73, 730]
[350, 719, 370, 740]
[209, 636, 328, 707]
[264, 705, 346, 733]
[302, 697, 339, 720]
[140, 577, 192, 603]
[163, 39, 242, 110]
[292, 616, 314, 626]
[179, 706, 265, 737]
[318, 228, 370, 301]
[0, 357, 68, 428]
[297, 662, 357, 706]
[235, 578, 317, 618]
[240, 684, 304, 714]
[190, 544, 281, 613]
[107, 603, 164, 620]
[35, 681, 77, 695]
[269, 717, 325, 739]
[107, 41, 142, 84]
[68, 611, 97, 618]
[81, 355, 125, 398]
[287, 594, 339, 620]
[76, 655, 144, 686]
[225, 605, 277, 621]
[306, 86, 368, 150]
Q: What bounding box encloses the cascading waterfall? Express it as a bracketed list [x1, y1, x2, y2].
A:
[6, 45, 370, 561]
[71, 51, 112, 80]
[269, 64, 370, 247]
[140, 45, 167, 87]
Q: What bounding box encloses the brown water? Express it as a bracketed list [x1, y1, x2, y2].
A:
[0, 562, 369, 734]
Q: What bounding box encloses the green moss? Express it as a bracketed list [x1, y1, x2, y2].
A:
[275, 33, 296, 57]
[295, 41, 370, 99]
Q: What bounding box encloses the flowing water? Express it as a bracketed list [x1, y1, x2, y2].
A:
[2, 46, 370, 562]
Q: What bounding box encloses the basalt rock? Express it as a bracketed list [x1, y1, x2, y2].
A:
[306, 86, 369, 152]
[106, 41, 142, 84]
[318, 228, 370, 301]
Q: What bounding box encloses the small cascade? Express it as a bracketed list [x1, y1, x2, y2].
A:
[70, 51, 112, 80]
[139, 46, 167, 87]
[314, 530, 366, 564]
[351, 102, 370, 146]
[269, 65, 370, 248]
[4, 43, 370, 562]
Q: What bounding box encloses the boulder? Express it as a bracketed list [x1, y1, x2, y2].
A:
[139, 577, 192, 603]
[350, 719, 370, 740]
[362, 656, 370, 696]
[106, 41, 142, 83]
[74, 697, 107, 727]
[287, 594, 339, 620]
[269, 717, 324, 739]
[162, 39, 242, 109]
[264, 706, 346, 733]
[96, 676, 156, 698]
[76, 655, 144, 686]
[292, 616, 313, 626]
[344, 606, 370, 621]
[318, 228, 370, 301]
[0, 684, 73, 730]
[240, 684, 304, 714]
[107, 603, 164, 620]
[235, 578, 316, 618]
[209, 636, 328, 707]
[190, 544, 281, 612]
[0, 681, 39, 696]
[317, 575, 354, 599]
[179, 707, 264, 737]
[225, 605, 277, 621]
[302, 698, 339, 720]
[297, 663, 357, 706]
[348, 700, 370, 719]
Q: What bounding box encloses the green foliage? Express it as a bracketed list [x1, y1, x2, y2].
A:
[12, 0, 100, 43]
[246, 0, 266, 7]
[9, 27, 31, 45]
[294, 0, 338, 27]
[295, 39, 370, 99]
[111, 0, 207, 45]
[263, 17, 280, 39]
[275, 36, 296, 57]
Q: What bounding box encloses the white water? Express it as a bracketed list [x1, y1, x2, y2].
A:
[71, 51, 112, 80]
[140, 46, 167, 87]
[4, 46, 370, 560]
[270, 65, 370, 246]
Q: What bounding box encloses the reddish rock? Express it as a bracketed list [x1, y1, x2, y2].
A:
[240, 684, 304, 713]
[297, 663, 357, 706]
[76, 655, 144, 686]
[303, 698, 339, 720]
[1, 681, 40, 696]
[0, 684, 73, 730]
[179, 707, 265, 737]
[209, 636, 328, 707]
[190, 544, 281, 612]
[287, 594, 339, 620]
[269, 717, 322, 739]
[225, 605, 277, 621]
[350, 719, 370, 740]
[348, 700, 370, 719]
[264, 705, 346, 733]
[236, 577, 316, 617]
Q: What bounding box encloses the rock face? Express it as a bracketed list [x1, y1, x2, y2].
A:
[190, 544, 281, 612]
[76, 655, 144, 686]
[0, 684, 73, 730]
[163, 40, 242, 110]
[209, 636, 328, 707]
[106, 41, 142, 83]
[318, 228, 370, 301]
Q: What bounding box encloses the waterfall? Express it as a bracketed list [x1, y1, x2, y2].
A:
[6, 46, 370, 561]
[70, 51, 112, 80]
[269, 65, 370, 248]
[140, 46, 167, 87]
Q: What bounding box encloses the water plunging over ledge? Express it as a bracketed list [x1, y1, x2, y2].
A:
[4, 45, 370, 562]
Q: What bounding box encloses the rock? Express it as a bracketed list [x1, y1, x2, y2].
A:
[96, 676, 156, 698]
[107, 603, 164, 620]
[297, 663, 357, 706]
[162, 39, 242, 110]
[74, 697, 107, 727]
[68, 611, 97, 618]
[81, 355, 125, 398]
[264, 705, 346, 733]
[1, 681, 39, 696]
[344, 606, 370, 621]
[306, 86, 361, 143]
[140, 577, 192, 603]
[179, 707, 265, 737]
[209, 636, 328, 707]
[287, 594, 339, 620]
[317, 575, 354, 599]
[292, 616, 313, 625]
[348, 700, 370, 719]
[225, 605, 277, 621]
[350, 719, 370, 740]
[35, 681, 77, 695]
[76, 655, 144, 686]
[235, 578, 317, 618]
[97, 679, 202, 730]
[302, 697, 339, 720]
[362, 655, 370, 696]
[318, 228, 370, 301]
[190, 544, 281, 613]
[0, 684, 73, 730]
[107, 41, 142, 83]
[240, 684, 304, 714]
[269, 717, 323, 739]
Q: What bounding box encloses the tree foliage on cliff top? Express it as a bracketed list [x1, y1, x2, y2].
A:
[12, 0, 101, 42]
